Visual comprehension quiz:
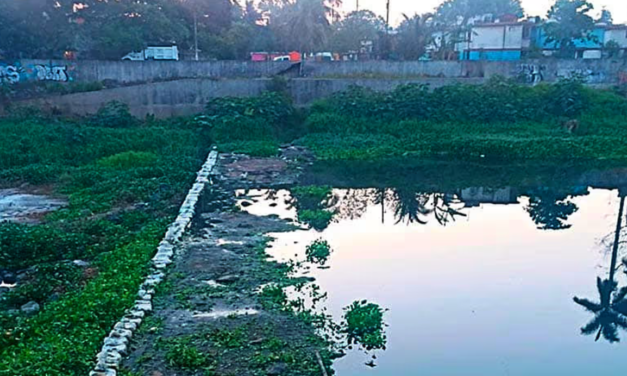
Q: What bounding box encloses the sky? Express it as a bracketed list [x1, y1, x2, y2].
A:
[340, 0, 627, 26]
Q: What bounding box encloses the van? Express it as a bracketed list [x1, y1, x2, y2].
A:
[122, 46, 179, 61]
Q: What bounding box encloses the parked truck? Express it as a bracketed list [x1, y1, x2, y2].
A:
[122, 46, 179, 61]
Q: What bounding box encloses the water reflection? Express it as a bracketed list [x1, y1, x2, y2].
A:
[237, 173, 627, 375]
[525, 187, 583, 230]
[573, 193, 627, 343]
[288, 184, 590, 231]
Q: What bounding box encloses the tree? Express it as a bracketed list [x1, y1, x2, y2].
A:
[272, 0, 332, 53]
[435, 0, 524, 26]
[574, 194, 627, 342]
[544, 0, 596, 57]
[0, 0, 78, 59]
[396, 13, 434, 60]
[331, 10, 386, 54]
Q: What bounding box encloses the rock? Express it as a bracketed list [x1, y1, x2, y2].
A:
[269, 203, 278, 207]
[48, 293, 61, 302]
[0, 286, 9, 295]
[240, 201, 253, 207]
[266, 362, 288, 375]
[216, 274, 239, 284]
[2, 272, 17, 284]
[73, 260, 91, 267]
[20, 301, 40, 315]
[106, 213, 122, 224]
[250, 337, 264, 345]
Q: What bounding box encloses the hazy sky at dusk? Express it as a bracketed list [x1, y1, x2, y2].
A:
[341, 0, 627, 26]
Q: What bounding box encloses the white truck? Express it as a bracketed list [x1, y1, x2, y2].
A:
[122, 46, 179, 61]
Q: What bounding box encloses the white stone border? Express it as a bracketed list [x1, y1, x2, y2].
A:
[89, 149, 219, 376]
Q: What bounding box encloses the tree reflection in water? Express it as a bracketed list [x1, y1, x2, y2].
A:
[287, 185, 593, 230]
[524, 187, 581, 230]
[574, 193, 627, 342]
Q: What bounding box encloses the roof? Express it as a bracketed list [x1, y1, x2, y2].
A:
[603, 25, 627, 30]
[471, 22, 531, 28]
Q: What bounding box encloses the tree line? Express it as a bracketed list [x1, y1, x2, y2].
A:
[0, 0, 607, 60]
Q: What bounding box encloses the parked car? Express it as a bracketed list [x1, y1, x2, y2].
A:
[272, 55, 291, 62]
[122, 46, 179, 61]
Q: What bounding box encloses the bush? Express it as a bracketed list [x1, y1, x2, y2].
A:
[97, 151, 158, 169]
[305, 239, 332, 265]
[343, 300, 387, 351]
[89, 101, 137, 128]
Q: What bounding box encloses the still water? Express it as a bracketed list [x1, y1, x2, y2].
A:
[239, 175, 627, 376]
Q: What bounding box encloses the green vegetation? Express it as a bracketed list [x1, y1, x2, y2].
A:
[201, 78, 627, 163]
[305, 239, 333, 266]
[165, 340, 214, 370]
[301, 78, 627, 161]
[201, 92, 303, 157]
[343, 300, 388, 351]
[288, 186, 336, 231]
[0, 105, 208, 375]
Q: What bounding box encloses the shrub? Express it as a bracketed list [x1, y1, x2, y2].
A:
[165, 342, 211, 369]
[89, 101, 137, 128]
[305, 239, 332, 265]
[97, 151, 158, 169]
[343, 300, 387, 351]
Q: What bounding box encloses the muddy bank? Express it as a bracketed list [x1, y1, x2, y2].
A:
[121, 152, 335, 376]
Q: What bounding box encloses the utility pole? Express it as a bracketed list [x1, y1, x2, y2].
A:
[356, 0, 359, 11]
[386, 0, 390, 33]
[194, 11, 199, 61]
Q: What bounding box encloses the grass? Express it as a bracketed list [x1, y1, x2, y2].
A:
[0, 114, 209, 375]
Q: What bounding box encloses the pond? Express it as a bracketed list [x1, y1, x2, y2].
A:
[237, 163, 627, 376]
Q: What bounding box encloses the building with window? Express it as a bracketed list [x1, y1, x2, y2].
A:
[458, 22, 534, 61]
[457, 20, 627, 61]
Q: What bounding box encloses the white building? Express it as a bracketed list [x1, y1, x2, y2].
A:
[458, 22, 533, 61]
[604, 26, 627, 50]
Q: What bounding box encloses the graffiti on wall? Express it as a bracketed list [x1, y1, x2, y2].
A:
[0, 65, 24, 84]
[557, 68, 603, 83]
[518, 64, 545, 84]
[34, 64, 69, 82]
[0, 62, 72, 84]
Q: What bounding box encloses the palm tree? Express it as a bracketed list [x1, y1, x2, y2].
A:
[390, 188, 432, 225]
[574, 194, 627, 342]
[431, 193, 466, 226]
[573, 278, 627, 342]
[396, 13, 434, 60]
[281, 0, 332, 53]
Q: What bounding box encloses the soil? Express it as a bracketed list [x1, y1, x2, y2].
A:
[121, 152, 333, 376]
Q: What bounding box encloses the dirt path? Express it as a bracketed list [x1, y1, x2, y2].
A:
[121, 151, 333, 376]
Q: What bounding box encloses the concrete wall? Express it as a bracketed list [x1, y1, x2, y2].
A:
[18, 77, 484, 118]
[3, 59, 627, 85]
[1, 60, 295, 85]
[24, 79, 269, 118]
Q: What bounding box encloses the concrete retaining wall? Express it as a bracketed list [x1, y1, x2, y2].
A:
[21, 77, 485, 118]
